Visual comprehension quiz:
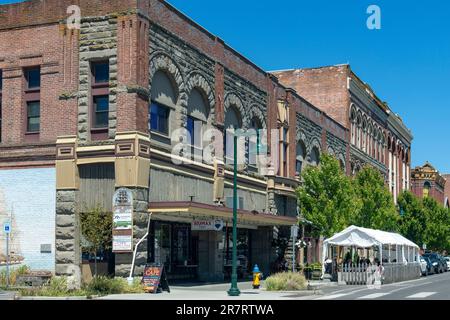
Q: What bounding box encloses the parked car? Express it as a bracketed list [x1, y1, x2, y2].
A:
[423, 253, 446, 274]
[444, 257, 450, 271]
[420, 256, 434, 275]
[419, 256, 429, 276]
[423, 256, 434, 275]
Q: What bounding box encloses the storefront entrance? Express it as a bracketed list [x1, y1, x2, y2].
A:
[221, 227, 252, 280]
[148, 221, 199, 281]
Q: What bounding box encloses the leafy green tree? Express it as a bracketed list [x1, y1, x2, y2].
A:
[296, 153, 361, 238]
[352, 166, 399, 232]
[80, 206, 113, 276]
[422, 197, 450, 252]
[398, 191, 450, 253]
[398, 191, 427, 246]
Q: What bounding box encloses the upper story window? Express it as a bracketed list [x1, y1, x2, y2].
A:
[224, 106, 242, 163]
[93, 96, 109, 128]
[423, 181, 431, 199]
[310, 146, 320, 167]
[90, 61, 110, 140]
[187, 88, 209, 154]
[282, 127, 289, 176]
[149, 71, 177, 137]
[150, 102, 169, 135]
[26, 101, 40, 133]
[296, 140, 306, 177]
[25, 68, 40, 89]
[0, 70, 2, 143]
[24, 67, 41, 141]
[92, 62, 109, 84]
[249, 117, 262, 168]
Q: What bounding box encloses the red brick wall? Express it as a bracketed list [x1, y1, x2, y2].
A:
[0, 24, 78, 145]
[0, 0, 139, 30]
[116, 14, 150, 133]
[273, 65, 350, 129]
[444, 175, 450, 206]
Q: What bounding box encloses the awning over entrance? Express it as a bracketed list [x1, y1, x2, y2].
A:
[148, 201, 297, 227]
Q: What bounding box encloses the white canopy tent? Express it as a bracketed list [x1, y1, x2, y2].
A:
[322, 225, 420, 271]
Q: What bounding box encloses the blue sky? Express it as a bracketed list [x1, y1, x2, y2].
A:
[1, 0, 449, 172]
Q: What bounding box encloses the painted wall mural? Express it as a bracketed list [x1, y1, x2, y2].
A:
[0, 168, 56, 271]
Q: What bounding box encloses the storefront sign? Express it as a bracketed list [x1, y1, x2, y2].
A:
[191, 219, 224, 231]
[112, 188, 134, 253]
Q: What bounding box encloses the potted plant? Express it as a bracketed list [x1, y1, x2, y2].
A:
[303, 265, 313, 280]
[312, 262, 323, 280]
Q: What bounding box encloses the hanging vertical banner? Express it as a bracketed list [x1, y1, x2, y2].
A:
[112, 188, 134, 253]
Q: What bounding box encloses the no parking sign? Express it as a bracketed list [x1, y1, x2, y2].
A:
[3, 222, 11, 234]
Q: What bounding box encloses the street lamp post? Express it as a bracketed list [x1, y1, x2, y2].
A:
[228, 134, 241, 296]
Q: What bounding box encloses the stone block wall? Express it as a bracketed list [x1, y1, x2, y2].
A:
[78, 15, 118, 143]
[55, 189, 81, 287]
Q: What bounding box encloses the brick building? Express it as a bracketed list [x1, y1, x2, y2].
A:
[411, 162, 447, 206]
[272, 65, 413, 203]
[0, 0, 413, 285]
[444, 174, 450, 209]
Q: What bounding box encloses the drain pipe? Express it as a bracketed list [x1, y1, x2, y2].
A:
[128, 213, 152, 285]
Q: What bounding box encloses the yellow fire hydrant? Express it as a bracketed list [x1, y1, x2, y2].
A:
[252, 264, 262, 289]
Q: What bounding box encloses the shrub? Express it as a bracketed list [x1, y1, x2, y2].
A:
[19, 276, 89, 297]
[264, 272, 307, 291]
[86, 276, 145, 295]
[18, 275, 146, 297]
[86, 276, 124, 295]
[0, 265, 30, 287]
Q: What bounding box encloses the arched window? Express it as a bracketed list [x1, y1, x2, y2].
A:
[224, 106, 242, 162]
[310, 146, 320, 167]
[186, 88, 210, 158]
[423, 181, 431, 198]
[150, 70, 178, 135]
[339, 159, 345, 172]
[362, 118, 367, 152]
[248, 117, 262, 169]
[296, 141, 306, 176]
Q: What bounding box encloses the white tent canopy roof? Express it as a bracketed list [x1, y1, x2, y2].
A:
[323, 225, 419, 249]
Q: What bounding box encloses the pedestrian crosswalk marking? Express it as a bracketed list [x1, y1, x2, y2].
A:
[316, 293, 350, 300]
[357, 292, 390, 299]
[406, 292, 436, 299]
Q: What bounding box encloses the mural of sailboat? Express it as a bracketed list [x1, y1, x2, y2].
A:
[0, 190, 24, 266]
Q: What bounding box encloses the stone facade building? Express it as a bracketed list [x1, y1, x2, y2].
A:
[272, 65, 413, 203]
[444, 174, 450, 209]
[411, 162, 447, 206]
[0, 0, 413, 284]
[0, 0, 349, 283]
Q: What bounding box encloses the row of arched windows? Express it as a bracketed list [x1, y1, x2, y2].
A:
[350, 104, 386, 163]
[150, 68, 264, 169]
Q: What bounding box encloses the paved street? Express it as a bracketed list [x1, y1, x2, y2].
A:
[97, 272, 450, 300]
[4, 272, 450, 300]
[311, 271, 450, 300]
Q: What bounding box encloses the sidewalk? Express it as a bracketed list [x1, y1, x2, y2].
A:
[0, 291, 17, 300]
[96, 281, 323, 300]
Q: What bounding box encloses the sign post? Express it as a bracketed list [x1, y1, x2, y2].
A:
[291, 225, 299, 272]
[3, 222, 11, 289]
[112, 188, 134, 253]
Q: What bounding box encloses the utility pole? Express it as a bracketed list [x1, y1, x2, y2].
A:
[6, 230, 9, 289]
[228, 134, 240, 297]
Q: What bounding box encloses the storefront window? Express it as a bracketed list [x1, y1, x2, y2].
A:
[172, 224, 190, 265]
[222, 227, 251, 273]
[151, 221, 193, 277]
